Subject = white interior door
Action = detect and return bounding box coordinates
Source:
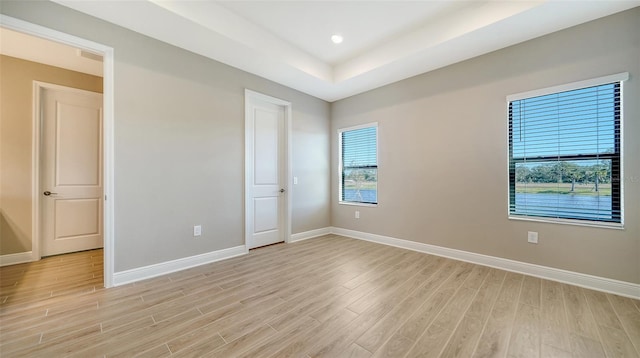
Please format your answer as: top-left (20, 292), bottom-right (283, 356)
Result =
top-left (245, 92), bottom-right (287, 249)
top-left (41, 86), bottom-right (104, 256)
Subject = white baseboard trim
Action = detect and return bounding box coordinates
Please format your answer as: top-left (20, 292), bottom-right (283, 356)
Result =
top-left (290, 227), bottom-right (332, 243)
top-left (331, 227), bottom-right (640, 299)
top-left (113, 245), bottom-right (247, 286)
top-left (0, 251), bottom-right (35, 267)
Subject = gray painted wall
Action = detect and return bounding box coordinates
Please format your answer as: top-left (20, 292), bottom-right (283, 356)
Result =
top-left (331, 8), bottom-right (640, 284)
top-left (0, 1), bottom-right (331, 271)
top-left (2, 2), bottom-right (637, 285)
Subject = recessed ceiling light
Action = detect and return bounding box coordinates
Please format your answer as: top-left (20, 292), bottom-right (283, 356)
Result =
top-left (331, 34), bottom-right (343, 44)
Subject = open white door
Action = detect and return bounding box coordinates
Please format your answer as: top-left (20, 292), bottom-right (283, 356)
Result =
top-left (245, 90), bottom-right (291, 249)
top-left (41, 85), bottom-right (104, 256)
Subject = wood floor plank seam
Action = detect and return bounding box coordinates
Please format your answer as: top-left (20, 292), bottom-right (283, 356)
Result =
top-left (497, 272), bottom-right (525, 358)
top-left (607, 294), bottom-right (640, 355)
top-left (383, 261), bottom-right (473, 357)
top-left (1, 235), bottom-right (639, 357)
top-left (583, 288), bottom-right (639, 357)
top-left (439, 267), bottom-right (499, 358)
top-left (472, 275), bottom-right (520, 357)
top-left (353, 257), bottom-right (450, 353)
top-left (469, 271), bottom-right (513, 357)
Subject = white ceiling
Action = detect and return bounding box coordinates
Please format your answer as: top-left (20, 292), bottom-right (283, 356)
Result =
top-left (217, 1), bottom-right (468, 65)
top-left (0, 27), bottom-right (103, 76)
top-left (52, 0), bottom-right (639, 102)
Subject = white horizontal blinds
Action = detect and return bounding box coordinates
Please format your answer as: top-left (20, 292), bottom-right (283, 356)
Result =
top-left (341, 125), bottom-right (378, 204)
top-left (509, 82), bottom-right (621, 223)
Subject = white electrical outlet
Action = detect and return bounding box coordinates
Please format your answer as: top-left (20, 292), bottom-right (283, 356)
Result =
top-left (527, 231), bottom-right (538, 244)
top-left (355, 211), bottom-right (360, 219)
top-left (194, 225), bottom-right (202, 237)
top-left (293, 176), bottom-right (298, 185)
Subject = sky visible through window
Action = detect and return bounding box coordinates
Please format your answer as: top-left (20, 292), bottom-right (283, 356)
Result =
top-left (341, 126), bottom-right (378, 204)
top-left (511, 84), bottom-right (616, 159)
top-left (342, 127), bottom-right (377, 167)
top-left (509, 82), bottom-right (620, 222)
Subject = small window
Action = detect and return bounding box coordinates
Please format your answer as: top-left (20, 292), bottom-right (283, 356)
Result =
top-left (508, 74), bottom-right (627, 226)
top-left (339, 123), bottom-right (378, 205)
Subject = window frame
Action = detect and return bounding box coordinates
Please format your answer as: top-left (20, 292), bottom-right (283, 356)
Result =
top-left (338, 122), bottom-right (379, 207)
top-left (506, 73), bottom-right (628, 229)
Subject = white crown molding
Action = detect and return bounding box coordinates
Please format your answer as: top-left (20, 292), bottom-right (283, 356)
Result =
top-left (112, 245), bottom-right (247, 286)
top-left (50, 0), bottom-right (640, 102)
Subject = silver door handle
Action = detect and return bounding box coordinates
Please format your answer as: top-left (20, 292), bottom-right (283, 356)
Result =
top-left (43, 191), bottom-right (58, 196)
top-left (279, 188), bottom-right (286, 193)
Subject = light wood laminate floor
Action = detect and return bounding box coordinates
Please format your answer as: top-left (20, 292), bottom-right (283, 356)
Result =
top-left (1, 235), bottom-right (639, 357)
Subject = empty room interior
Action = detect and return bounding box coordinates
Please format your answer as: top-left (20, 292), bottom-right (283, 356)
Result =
top-left (0, 1), bottom-right (639, 357)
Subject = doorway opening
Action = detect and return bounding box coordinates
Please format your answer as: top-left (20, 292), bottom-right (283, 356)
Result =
top-left (0, 15), bottom-right (115, 287)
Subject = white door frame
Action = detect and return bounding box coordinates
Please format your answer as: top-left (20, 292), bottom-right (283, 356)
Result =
top-left (244, 89), bottom-right (292, 248)
top-left (1, 15), bottom-right (116, 288)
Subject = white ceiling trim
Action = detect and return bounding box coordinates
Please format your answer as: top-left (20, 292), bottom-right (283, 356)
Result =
top-left (52, 0), bottom-right (639, 102)
top-left (150, 0), bottom-right (332, 82)
top-left (333, 1), bottom-right (539, 83)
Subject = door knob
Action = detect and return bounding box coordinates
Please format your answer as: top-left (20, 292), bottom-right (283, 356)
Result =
top-left (279, 188), bottom-right (286, 193)
top-left (43, 191), bottom-right (58, 196)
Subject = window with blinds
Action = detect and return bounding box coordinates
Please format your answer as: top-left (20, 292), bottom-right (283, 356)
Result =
top-left (339, 124), bottom-right (378, 205)
top-left (508, 76), bottom-right (624, 225)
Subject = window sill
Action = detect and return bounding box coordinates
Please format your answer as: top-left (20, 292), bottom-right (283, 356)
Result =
top-left (508, 215), bottom-right (624, 230)
top-left (339, 201), bottom-right (378, 208)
